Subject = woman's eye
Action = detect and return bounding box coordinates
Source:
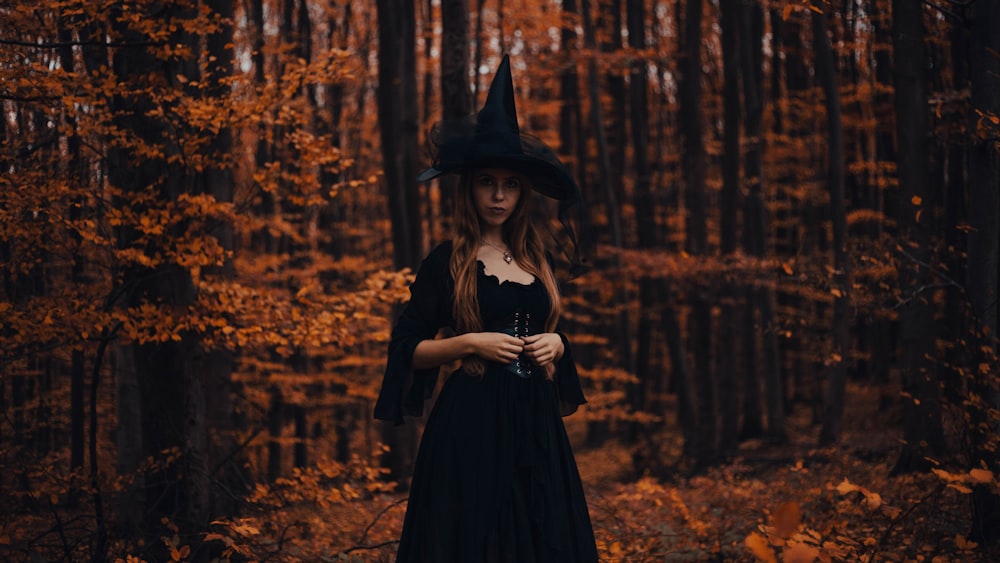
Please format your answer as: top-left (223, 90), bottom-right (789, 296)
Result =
top-left (504, 178), bottom-right (521, 189)
top-left (478, 176), bottom-right (495, 186)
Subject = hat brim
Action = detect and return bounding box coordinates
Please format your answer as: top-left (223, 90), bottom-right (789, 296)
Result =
top-left (416, 166), bottom-right (446, 183)
top-left (416, 143), bottom-right (579, 201)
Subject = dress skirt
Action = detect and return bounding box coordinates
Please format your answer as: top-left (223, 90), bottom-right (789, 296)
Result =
top-left (395, 365), bottom-right (598, 563)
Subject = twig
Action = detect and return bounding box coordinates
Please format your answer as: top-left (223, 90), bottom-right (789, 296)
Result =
top-left (922, 0), bottom-right (969, 23)
top-left (0, 38), bottom-right (167, 49)
top-left (339, 539), bottom-right (399, 556)
top-left (358, 497), bottom-right (407, 545)
top-left (891, 246), bottom-right (965, 310)
top-left (867, 482), bottom-right (947, 562)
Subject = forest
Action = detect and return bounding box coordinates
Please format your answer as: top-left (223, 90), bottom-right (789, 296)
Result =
top-left (1, 0), bottom-right (999, 561)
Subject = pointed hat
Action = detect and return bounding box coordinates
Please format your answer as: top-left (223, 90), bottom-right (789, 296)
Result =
top-left (416, 55), bottom-right (579, 201)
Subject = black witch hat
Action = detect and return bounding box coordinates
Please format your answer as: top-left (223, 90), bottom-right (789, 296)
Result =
top-left (416, 55), bottom-right (579, 201)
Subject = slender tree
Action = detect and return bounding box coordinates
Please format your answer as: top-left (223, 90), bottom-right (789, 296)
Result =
top-left (890, 0), bottom-right (944, 473)
top-left (813, 2), bottom-right (851, 445)
top-left (680, 0), bottom-right (716, 465)
top-left (967, 0), bottom-right (1000, 543)
top-left (377, 0), bottom-right (422, 483)
top-left (581, 0), bottom-right (633, 447)
top-left (438, 0), bottom-right (472, 229)
top-left (717, 0), bottom-right (742, 455)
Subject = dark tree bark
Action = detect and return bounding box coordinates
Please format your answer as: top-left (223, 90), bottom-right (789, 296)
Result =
top-left (680, 0), bottom-right (716, 465)
top-left (473, 0), bottom-right (486, 102)
top-left (248, 0), bottom-right (276, 254)
top-left (866, 7), bottom-right (895, 403)
top-left (438, 0), bottom-right (472, 228)
top-left (812, 3), bottom-right (851, 446)
top-left (559, 0), bottom-right (587, 199)
top-left (57, 13), bottom-right (86, 473)
top-left (377, 0), bottom-right (422, 484)
top-left (600, 0), bottom-right (627, 205)
top-left (421, 0), bottom-right (434, 123)
top-left (739, 2), bottom-right (782, 443)
top-left (626, 0), bottom-right (665, 450)
top-left (719, 0), bottom-right (740, 257)
top-left (104, 1), bottom-right (242, 545)
top-left (890, 0), bottom-right (944, 473)
top-left (717, 0), bottom-right (741, 456)
top-left (377, 0), bottom-right (422, 270)
top-left (967, 0), bottom-right (1000, 543)
top-left (203, 0), bottom-right (245, 515)
top-left (581, 0), bottom-right (632, 447)
top-left (775, 13), bottom-right (823, 419)
top-left (268, 387), bottom-right (284, 481)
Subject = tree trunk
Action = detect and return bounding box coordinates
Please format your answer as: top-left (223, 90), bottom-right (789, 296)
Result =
top-left (717, 0), bottom-right (741, 456)
top-left (890, 0), bottom-right (944, 473)
top-left (661, 289), bottom-right (700, 459)
top-left (967, 0), bottom-right (1000, 543)
top-left (812, 3), bottom-right (851, 446)
top-left (107, 1), bottom-right (232, 544)
top-left (57, 14), bottom-right (87, 473)
top-left (581, 0), bottom-right (632, 447)
top-left (438, 0), bottom-right (472, 229)
top-left (869, 5), bottom-right (895, 406)
top-left (740, 2), bottom-right (782, 442)
top-left (377, 0), bottom-right (421, 484)
top-left (268, 387), bottom-right (284, 480)
top-left (203, 0), bottom-right (244, 515)
top-left (559, 0), bottom-right (582, 176)
top-left (378, 0), bottom-right (422, 269)
top-left (680, 0), bottom-right (716, 466)
top-left (600, 0), bottom-right (627, 206)
top-left (627, 0), bottom-right (658, 444)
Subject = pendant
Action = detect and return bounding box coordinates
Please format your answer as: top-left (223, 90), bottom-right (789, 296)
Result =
top-left (503, 252), bottom-right (513, 264)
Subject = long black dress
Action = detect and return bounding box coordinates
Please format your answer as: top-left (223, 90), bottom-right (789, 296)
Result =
top-left (374, 241), bottom-right (598, 563)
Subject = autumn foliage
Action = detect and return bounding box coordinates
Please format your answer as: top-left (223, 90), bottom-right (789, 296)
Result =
top-left (2, 0), bottom-right (999, 562)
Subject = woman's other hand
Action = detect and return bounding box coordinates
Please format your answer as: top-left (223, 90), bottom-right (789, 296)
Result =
top-left (522, 333), bottom-right (564, 367)
top-left (470, 332), bottom-right (524, 363)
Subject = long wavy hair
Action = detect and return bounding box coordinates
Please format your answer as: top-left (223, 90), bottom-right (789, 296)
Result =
top-left (449, 170), bottom-right (562, 376)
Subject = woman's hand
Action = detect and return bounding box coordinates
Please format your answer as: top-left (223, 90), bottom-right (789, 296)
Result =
top-left (522, 333), bottom-right (564, 368)
top-left (469, 332), bottom-right (524, 363)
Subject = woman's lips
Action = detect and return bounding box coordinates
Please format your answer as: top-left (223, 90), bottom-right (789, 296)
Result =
top-left (489, 206), bottom-right (506, 214)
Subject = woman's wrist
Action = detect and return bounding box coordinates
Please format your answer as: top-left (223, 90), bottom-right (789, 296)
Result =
top-left (458, 332), bottom-right (478, 357)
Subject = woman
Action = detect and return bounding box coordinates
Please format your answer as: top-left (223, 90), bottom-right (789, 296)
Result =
top-left (374, 55), bottom-right (598, 563)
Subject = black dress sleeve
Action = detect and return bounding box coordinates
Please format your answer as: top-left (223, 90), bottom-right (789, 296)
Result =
top-left (554, 330), bottom-right (587, 416)
top-left (373, 242), bottom-right (454, 425)
top-left (544, 250), bottom-right (587, 416)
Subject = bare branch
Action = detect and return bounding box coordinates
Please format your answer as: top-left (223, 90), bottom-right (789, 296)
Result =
top-left (0, 38), bottom-right (166, 49)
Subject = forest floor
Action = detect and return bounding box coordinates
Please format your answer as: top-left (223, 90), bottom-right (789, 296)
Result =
top-left (566, 381), bottom-right (994, 563)
top-left (301, 381), bottom-right (997, 562)
top-left (79, 380), bottom-right (997, 563)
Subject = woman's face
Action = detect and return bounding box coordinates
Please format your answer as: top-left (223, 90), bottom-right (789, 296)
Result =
top-left (472, 168), bottom-right (523, 230)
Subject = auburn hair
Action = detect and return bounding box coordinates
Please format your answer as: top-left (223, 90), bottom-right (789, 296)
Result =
top-left (449, 170), bottom-right (562, 376)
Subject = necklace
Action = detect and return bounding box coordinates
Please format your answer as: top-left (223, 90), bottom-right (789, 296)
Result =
top-left (482, 239), bottom-right (513, 264)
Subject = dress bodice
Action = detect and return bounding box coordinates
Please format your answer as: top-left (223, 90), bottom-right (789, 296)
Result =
top-left (477, 261), bottom-right (550, 378)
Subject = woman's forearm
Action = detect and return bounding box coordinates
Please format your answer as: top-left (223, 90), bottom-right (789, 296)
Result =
top-left (411, 334), bottom-right (476, 370)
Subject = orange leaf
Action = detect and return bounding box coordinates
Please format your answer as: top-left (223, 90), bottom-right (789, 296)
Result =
top-left (746, 532), bottom-right (777, 563)
top-left (969, 468), bottom-right (994, 484)
top-left (772, 501), bottom-right (802, 538)
top-left (835, 478), bottom-right (862, 496)
top-left (784, 542), bottom-right (820, 563)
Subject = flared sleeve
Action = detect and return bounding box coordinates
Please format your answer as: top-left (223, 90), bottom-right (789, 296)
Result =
top-left (544, 250), bottom-right (587, 416)
top-left (374, 242), bottom-right (454, 425)
top-left (553, 330), bottom-right (587, 416)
